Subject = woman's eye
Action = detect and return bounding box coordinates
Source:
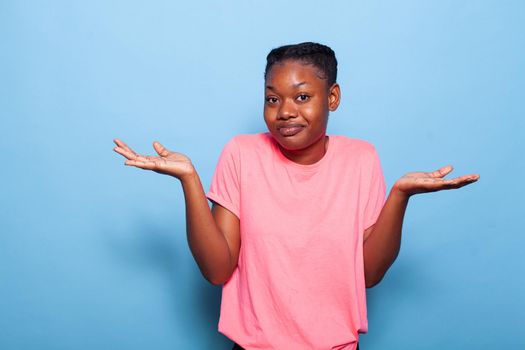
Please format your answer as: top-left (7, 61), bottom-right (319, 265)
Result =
top-left (297, 94), bottom-right (309, 102)
top-left (265, 97), bottom-right (278, 104)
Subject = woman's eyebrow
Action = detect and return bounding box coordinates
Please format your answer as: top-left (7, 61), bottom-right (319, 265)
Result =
top-left (265, 81), bottom-right (308, 90)
top-left (293, 81), bottom-right (307, 87)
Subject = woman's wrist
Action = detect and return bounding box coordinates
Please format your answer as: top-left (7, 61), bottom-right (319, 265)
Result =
top-left (178, 166), bottom-right (199, 184)
top-left (389, 184), bottom-right (411, 203)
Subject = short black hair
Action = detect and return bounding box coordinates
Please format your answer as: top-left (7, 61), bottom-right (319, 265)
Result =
top-left (264, 42), bottom-right (338, 87)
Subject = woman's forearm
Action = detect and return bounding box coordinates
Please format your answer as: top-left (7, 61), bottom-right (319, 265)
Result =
top-left (363, 187), bottom-right (410, 288)
top-left (180, 171), bottom-right (233, 285)
top-left (362, 165), bottom-right (479, 288)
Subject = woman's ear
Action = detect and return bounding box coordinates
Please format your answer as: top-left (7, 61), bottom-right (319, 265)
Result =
top-left (328, 83), bottom-right (341, 111)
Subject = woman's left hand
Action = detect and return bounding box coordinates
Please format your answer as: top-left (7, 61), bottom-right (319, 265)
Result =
top-left (393, 165), bottom-right (480, 197)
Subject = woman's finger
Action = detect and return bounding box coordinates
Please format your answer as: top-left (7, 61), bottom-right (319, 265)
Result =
top-left (114, 146), bottom-right (137, 160)
top-left (125, 159), bottom-right (157, 170)
top-left (134, 153), bottom-right (151, 162)
top-left (455, 175), bottom-right (480, 186)
top-left (114, 139), bottom-right (139, 156)
top-left (448, 174), bottom-right (480, 184)
top-left (153, 141), bottom-right (171, 157)
top-left (114, 139), bottom-right (131, 152)
top-left (431, 175), bottom-right (479, 190)
top-left (429, 165), bottom-right (453, 178)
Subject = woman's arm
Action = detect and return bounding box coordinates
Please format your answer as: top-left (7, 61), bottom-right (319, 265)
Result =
top-left (181, 173), bottom-right (240, 285)
top-left (113, 139), bottom-right (240, 285)
top-left (363, 165), bottom-right (479, 288)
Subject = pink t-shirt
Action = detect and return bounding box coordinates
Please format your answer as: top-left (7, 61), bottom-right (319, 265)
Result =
top-left (206, 133), bottom-right (386, 350)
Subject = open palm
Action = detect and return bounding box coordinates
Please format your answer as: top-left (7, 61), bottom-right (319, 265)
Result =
top-left (394, 165), bottom-right (479, 196)
top-left (113, 139), bottom-right (195, 179)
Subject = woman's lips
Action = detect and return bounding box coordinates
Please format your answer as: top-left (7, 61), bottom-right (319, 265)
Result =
top-left (278, 125), bottom-right (304, 137)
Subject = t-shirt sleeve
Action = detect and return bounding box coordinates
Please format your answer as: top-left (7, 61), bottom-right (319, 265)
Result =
top-left (363, 147), bottom-right (386, 229)
top-left (206, 137), bottom-right (241, 219)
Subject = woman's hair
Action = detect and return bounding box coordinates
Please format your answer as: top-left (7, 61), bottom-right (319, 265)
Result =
top-left (264, 42), bottom-right (338, 87)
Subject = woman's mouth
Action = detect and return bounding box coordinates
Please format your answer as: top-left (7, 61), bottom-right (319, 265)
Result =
top-left (278, 125), bottom-right (304, 137)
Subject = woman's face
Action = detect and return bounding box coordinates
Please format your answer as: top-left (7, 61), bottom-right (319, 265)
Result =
top-left (264, 59), bottom-right (340, 164)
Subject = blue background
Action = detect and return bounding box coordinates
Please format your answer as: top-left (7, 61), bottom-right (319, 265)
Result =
top-left (1, 1), bottom-right (524, 349)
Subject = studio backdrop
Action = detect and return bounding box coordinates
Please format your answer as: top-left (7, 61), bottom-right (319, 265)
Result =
top-left (1, 1), bottom-right (524, 349)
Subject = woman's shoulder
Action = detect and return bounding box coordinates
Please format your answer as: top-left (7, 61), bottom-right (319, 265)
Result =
top-left (330, 135), bottom-right (379, 155)
top-left (225, 132), bottom-right (274, 152)
top-left (229, 132), bottom-right (272, 144)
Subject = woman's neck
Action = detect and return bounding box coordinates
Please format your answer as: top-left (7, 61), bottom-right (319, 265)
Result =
top-left (278, 135), bottom-right (329, 165)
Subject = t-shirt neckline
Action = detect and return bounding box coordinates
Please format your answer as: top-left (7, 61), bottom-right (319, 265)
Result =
top-left (267, 132), bottom-right (335, 172)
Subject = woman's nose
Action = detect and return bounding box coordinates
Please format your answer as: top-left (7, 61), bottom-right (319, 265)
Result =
top-left (278, 99), bottom-right (297, 120)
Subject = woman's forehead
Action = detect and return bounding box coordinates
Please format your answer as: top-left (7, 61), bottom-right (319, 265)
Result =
top-left (265, 60), bottom-right (327, 86)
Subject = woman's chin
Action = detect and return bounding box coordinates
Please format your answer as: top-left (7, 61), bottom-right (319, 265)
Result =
top-left (271, 134), bottom-right (306, 151)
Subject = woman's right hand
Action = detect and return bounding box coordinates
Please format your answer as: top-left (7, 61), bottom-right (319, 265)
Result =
top-left (113, 139), bottom-right (195, 180)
